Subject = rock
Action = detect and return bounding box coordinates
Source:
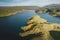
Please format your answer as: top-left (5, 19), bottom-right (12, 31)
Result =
top-left (35, 8), bottom-right (47, 14)
top-left (27, 15), bottom-right (47, 24)
top-left (19, 15), bottom-right (60, 40)
top-left (49, 12), bottom-right (60, 17)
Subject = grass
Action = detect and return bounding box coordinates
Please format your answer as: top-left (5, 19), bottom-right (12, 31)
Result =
top-left (0, 7), bottom-right (24, 17)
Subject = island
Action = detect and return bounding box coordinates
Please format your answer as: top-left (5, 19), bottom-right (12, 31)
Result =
top-left (35, 4), bottom-right (60, 17)
top-left (35, 8), bottom-right (48, 14)
top-left (36, 8), bottom-right (60, 17)
top-left (43, 4), bottom-right (60, 17)
top-left (49, 12), bottom-right (60, 17)
top-left (19, 15), bottom-right (60, 40)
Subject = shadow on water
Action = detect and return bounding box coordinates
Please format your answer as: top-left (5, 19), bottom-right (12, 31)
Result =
top-left (55, 16), bottom-right (60, 18)
top-left (19, 31), bottom-right (60, 40)
top-left (19, 32), bottom-right (43, 40)
top-left (50, 31), bottom-right (60, 40)
top-left (0, 10), bottom-right (36, 40)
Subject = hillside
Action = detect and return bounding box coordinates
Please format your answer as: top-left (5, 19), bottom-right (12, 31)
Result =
top-left (0, 6), bottom-right (40, 17)
top-left (35, 4), bottom-right (60, 17)
top-left (19, 15), bottom-right (60, 40)
top-left (43, 4), bottom-right (60, 16)
top-left (43, 4), bottom-right (60, 9)
top-left (0, 6), bottom-right (39, 10)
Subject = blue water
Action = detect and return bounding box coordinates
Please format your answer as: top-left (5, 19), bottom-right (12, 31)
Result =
top-left (0, 10), bottom-right (36, 33)
top-left (40, 13), bottom-right (60, 23)
top-left (0, 10), bottom-right (36, 40)
top-left (0, 10), bottom-right (60, 40)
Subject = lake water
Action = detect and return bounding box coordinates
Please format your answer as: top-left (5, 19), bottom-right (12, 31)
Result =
top-left (0, 10), bottom-right (60, 40)
top-left (40, 13), bottom-right (60, 23)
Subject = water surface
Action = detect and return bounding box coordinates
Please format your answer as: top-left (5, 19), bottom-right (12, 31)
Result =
top-left (40, 13), bottom-right (60, 23)
top-left (0, 10), bottom-right (60, 40)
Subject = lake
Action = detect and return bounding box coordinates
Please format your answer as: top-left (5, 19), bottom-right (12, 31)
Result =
top-left (40, 12), bottom-right (60, 23)
top-left (0, 10), bottom-right (60, 40)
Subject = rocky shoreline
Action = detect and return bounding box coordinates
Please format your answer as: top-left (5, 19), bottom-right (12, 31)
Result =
top-left (19, 15), bottom-right (60, 40)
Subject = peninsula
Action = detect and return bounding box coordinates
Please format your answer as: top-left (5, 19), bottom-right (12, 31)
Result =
top-left (19, 15), bottom-right (60, 40)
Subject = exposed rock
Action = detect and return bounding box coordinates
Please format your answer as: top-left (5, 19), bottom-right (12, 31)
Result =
top-left (19, 15), bottom-right (60, 40)
top-left (49, 12), bottom-right (60, 17)
top-left (27, 15), bottom-right (47, 24)
top-left (35, 8), bottom-right (47, 14)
